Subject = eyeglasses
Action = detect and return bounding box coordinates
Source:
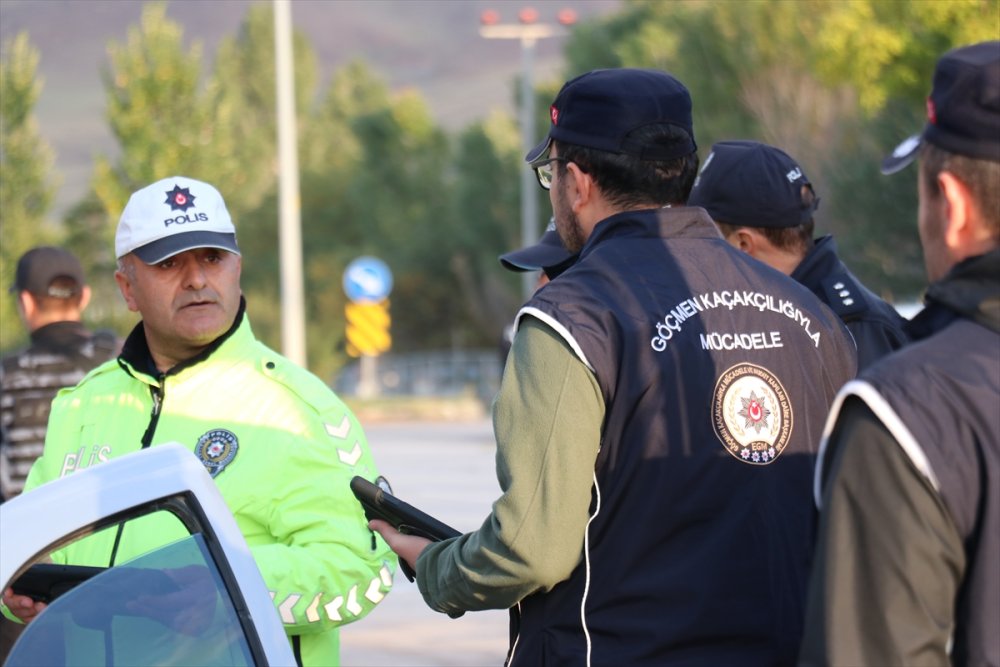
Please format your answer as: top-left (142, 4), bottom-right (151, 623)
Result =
top-left (530, 157), bottom-right (569, 190)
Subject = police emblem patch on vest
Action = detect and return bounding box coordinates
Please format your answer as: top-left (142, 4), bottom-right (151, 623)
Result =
top-left (195, 428), bottom-right (239, 478)
top-left (712, 363), bottom-right (792, 465)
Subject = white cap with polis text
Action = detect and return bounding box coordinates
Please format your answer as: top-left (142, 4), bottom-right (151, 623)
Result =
top-left (115, 176), bottom-right (241, 264)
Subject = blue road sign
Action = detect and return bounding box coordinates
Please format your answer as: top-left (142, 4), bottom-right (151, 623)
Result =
top-left (343, 256), bottom-right (393, 303)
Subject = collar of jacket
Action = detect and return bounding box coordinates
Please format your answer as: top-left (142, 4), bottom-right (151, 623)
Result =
top-left (909, 249), bottom-right (1000, 337)
top-left (118, 296), bottom-right (248, 379)
top-left (790, 235), bottom-right (840, 289)
top-left (925, 249), bottom-right (1000, 333)
top-left (29, 320), bottom-right (92, 348)
top-left (581, 206), bottom-right (722, 260)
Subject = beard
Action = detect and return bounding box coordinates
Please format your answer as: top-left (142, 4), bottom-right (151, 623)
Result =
top-left (554, 178), bottom-right (586, 253)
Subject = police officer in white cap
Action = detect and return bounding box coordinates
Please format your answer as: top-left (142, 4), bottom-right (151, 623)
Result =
top-left (2, 177), bottom-right (394, 666)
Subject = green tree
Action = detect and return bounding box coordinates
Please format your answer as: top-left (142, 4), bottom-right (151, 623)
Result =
top-left (82, 2), bottom-right (323, 354)
top-left (449, 112), bottom-right (524, 340)
top-left (0, 32), bottom-right (57, 352)
top-left (295, 62), bottom-right (464, 379)
top-left (207, 2), bottom-right (318, 214)
top-left (204, 3), bottom-right (320, 364)
top-left (560, 0), bottom-right (988, 299)
top-left (91, 2), bottom-right (214, 221)
top-left (61, 192), bottom-right (132, 332)
top-left (814, 0), bottom-right (999, 113)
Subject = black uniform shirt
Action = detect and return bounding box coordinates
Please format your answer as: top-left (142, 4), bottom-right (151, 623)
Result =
top-left (791, 235), bottom-right (908, 369)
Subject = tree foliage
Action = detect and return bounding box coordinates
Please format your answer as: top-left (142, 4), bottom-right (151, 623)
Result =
top-left (92, 2), bottom-right (214, 218)
top-left (16, 0), bottom-right (985, 367)
top-left (560, 0), bottom-right (988, 299)
top-left (814, 0), bottom-right (999, 112)
top-left (0, 32), bottom-right (57, 352)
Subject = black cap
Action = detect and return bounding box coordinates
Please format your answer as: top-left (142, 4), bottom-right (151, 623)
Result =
top-left (882, 40), bottom-right (1000, 175)
top-left (688, 140), bottom-right (819, 228)
top-left (499, 219), bottom-right (574, 274)
top-left (525, 68), bottom-right (697, 163)
top-left (10, 246), bottom-right (86, 298)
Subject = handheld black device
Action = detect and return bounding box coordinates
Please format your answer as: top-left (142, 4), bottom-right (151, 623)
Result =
top-left (350, 476), bottom-right (461, 542)
top-left (10, 563), bottom-right (107, 603)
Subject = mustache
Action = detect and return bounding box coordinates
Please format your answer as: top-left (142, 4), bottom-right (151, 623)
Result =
top-left (177, 292), bottom-right (219, 308)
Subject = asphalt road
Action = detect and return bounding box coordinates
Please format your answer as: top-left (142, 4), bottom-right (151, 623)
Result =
top-left (339, 419), bottom-right (509, 667)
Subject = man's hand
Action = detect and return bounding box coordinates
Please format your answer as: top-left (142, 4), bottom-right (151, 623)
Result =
top-left (2, 587), bottom-right (47, 623)
top-left (369, 519), bottom-right (432, 577)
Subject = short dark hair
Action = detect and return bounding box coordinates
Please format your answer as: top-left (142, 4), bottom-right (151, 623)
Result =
top-left (33, 276), bottom-right (85, 310)
top-left (716, 184), bottom-right (817, 256)
top-left (921, 143), bottom-right (1000, 238)
top-left (554, 123), bottom-right (699, 209)
top-left (717, 220), bottom-right (815, 256)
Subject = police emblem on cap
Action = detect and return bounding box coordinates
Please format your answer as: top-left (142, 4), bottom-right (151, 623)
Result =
top-left (195, 428), bottom-right (239, 477)
top-left (712, 363), bottom-right (792, 465)
top-left (165, 184), bottom-right (197, 212)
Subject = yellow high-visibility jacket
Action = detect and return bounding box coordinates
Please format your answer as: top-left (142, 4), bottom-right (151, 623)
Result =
top-left (23, 307), bottom-right (395, 666)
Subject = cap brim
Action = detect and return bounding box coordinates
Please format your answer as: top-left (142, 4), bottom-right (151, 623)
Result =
top-left (542, 254), bottom-right (577, 280)
top-left (132, 231), bottom-right (241, 264)
top-left (525, 136), bottom-right (552, 164)
top-left (499, 243), bottom-right (573, 272)
top-left (881, 134), bottom-right (922, 175)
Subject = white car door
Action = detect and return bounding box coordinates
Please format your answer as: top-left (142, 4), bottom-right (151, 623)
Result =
top-left (0, 443), bottom-right (296, 666)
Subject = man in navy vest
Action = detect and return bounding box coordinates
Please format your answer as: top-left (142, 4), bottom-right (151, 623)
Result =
top-left (374, 68), bottom-right (856, 666)
top-left (801, 41), bottom-right (1000, 667)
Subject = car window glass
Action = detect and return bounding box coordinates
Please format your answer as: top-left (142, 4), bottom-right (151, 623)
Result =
top-left (8, 530), bottom-right (254, 667)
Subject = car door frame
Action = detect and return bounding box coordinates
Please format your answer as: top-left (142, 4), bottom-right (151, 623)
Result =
top-left (0, 442), bottom-right (296, 666)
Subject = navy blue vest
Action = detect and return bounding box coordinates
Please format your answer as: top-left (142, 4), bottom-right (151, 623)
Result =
top-left (508, 208), bottom-right (856, 667)
top-left (857, 275), bottom-right (999, 667)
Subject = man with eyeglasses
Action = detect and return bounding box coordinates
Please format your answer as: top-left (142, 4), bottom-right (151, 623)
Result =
top-left (373, 68), bottom-right (856, 666)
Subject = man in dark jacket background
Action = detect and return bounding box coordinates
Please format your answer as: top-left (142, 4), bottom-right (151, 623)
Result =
top-left (1, 246), bottom-right (118, 502)
top-left (688, 140), bottom-right (909, 369)
top-left (0, 245), bottom-right (118, 659)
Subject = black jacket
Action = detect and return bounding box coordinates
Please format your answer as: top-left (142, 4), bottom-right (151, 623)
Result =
top-left (791, 235), bottom-right (908, 369)
top-left (0, 321), bottom-right (118, 499)
top-left (810, 249), bottom-right (999, 666)
top-left (877, 250), bottom-right (999, 667)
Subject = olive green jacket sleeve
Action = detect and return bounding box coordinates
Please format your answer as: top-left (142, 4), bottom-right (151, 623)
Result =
top-left (415, 317), bottom-right (604, 615)
top-left (799, 397), bottom-right (965, 667)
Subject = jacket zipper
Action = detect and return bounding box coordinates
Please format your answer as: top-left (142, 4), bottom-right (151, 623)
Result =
top-left (140, 377), bottom-right (165, 449)
top-left (108, 377), bottom-right (165, 567)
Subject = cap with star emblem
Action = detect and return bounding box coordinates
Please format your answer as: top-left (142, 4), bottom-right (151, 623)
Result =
top-left (115, 176), bottom-right (241, 264)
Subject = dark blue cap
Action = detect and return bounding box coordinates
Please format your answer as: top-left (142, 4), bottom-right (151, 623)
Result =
top-left (499, 219), bottom-right (574, 274)
top-left (525, 68), bottom-right (697, 163)
top-left (688, 140), bottom-right (819, 229)
top-left (882, 40), bottom-right (1000, 175)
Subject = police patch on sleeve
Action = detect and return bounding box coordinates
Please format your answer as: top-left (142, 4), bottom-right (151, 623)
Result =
top-left (195, 429), bottom-right (239, 478)
top-left (712, 363), bottom-right (792, 465)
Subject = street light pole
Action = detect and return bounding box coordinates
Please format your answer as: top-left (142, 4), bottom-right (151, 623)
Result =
top-left (273, 0), bottom-right (306, 366)
top-left (518, 32), bottom-right (539, 302)
top-left (480, 7), bottom-right (576, 301)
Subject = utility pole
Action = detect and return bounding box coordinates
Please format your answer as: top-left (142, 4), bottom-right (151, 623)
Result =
top-left (274, 0), bottom-right (306, 366)
top-left (479, 7), bottom-right (576, 301)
